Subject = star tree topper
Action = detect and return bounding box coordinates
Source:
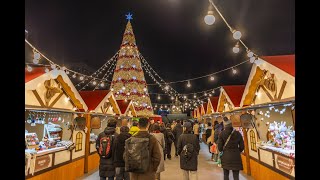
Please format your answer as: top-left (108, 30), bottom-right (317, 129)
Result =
top-left (126, 12), bottom-right (133, 21)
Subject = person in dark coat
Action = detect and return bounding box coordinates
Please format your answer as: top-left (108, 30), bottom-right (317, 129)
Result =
top-left (214, 120), bottom-right (222, 144)
top-left (159, 123), bottom-right (168, 160)
top-left (165, 123), bottom-right (175, 159)
top-left (217, 117), bottom-right (244, 180)
top-left (114, 126), bottom-right (131, 180)
top-left (177, 122), bottom-right (200, 180)
top-left (96, 118), bottom-right (119, 180)
top-left (148, 119), bottom-right (155, 133)
top-left (173, 120), bottom-right (183, 157)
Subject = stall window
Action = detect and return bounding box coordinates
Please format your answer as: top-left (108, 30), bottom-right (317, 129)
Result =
top-left (249, 130), bottom-right (257, 152)
top-left (75, 132), bottom-right (83, 152)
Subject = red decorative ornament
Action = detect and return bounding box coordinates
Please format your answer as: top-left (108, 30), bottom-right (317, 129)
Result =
top-left (112, 79), bottom-right (146, 85)
top-left (114, 67), bottom-right (142, 72)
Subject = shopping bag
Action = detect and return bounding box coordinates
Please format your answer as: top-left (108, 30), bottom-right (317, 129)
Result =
top-left (210, 143), bottom-right (217, 154)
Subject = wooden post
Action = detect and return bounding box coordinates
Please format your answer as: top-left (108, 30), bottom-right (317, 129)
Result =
top-left (243, 128), bottom-right (251, 175)
top-left (84, 113), bottom-right (91, 173)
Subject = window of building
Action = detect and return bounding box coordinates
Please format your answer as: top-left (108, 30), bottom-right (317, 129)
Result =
top-left (75, 132), bottom-right (83, 152)
top-left (249, 130), bottom-right (257, 152)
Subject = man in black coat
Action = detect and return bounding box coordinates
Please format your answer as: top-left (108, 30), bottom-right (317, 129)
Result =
top-left (177, 122), bottom-right (200, 180)
top-left (165, 123), bottom-right (175, 160)
top-left (114, 126), bottom-right (131, 180)
top-left (173, 120), bottom-right (183, 157)
top-left (217, 117), bottom-right (244, 180)
top-left (96, 118), bottom-right (119, 180)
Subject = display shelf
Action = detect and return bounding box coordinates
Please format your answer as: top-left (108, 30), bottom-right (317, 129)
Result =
top-left (25, 133), bottom-right (40, 149)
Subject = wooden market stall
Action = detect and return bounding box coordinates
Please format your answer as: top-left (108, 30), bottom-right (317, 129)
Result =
top-left (206, 96), bottom-right (219, 114)
top-left (25, 67), bottom-right (89, 180)
top-left (239, 54), bottom-right (295, 180)
top-left (217, 85), bottom-right (246, 113)
top-left (78, 90), bottom-right (121, 173)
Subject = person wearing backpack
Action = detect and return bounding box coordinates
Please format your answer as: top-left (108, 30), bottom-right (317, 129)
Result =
top-left (114, 126), bottom-right (131, 180)
top-left (150, 123), bottom-right (165, 180)
top-left (124, 117), bottom-right (161, 180)
top-left (217, 117), bottom-right (244, 180)
top-left (173, 120), bottom-right (183, 157)
top-left (96, 118), bottom-right (118, 180)
top-left (177, 122), bottom-right (200, 180)
top-left (165, 123), bottom-right (175, 160)
top-left (129, 120), bottom-right (140, 136)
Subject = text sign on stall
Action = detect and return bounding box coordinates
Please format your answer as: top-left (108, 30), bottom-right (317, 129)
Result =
top-left (276, 155), bottom-right (294, 175)
top-left (34, 154), bottom-right (52, 172)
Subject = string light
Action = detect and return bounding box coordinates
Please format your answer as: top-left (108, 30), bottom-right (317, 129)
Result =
top-left (158, 95), bottom-right (161, 100)
top-left (184, 95), bottom-right (187, 99)
top-left (122, 86), bottom-right (126, 90)
top-left (66, 71), bottom-right (70, 74)
top-left (232, 30), bottom-right (242, 40)
top-left (233, 42), bottom-right (240, 53)
top-left (247, 50), bottom-right (254, 58)
top-left (212, 89), bottom-right (215, 93)
top-left (210, 76), bottom-right (215, 81)
top-left (92, 81), bottom-right (97, 85)
top-left (232, 68), bottom-right (237, 74)
top-left (72, 74), bottom-right (76, 78)
top-left (33, 58), bottom-right (39, 64)
top-left (204, 4), bottom-right (215, 25)
top-left (100, 82), bottom-right (105, 87)
top-left (27, 65), bottom-right (32, 72)
top-left (111, 88), bottom-right (114, 91)
top-left (209, 93), bottom-right (212, 97)
top-left (51, 64), bottom-right (56, 69)
top-left (204, 92), bottom-right (207, 96)
top-left (165, 85), bottom-right (169, 90)
top-left (143, 87), bottom-right (147, 91)
top-left (171, 96), bottom-right (174, 100)
top-left (250, 56), bottom-right (256, 63)
top-left (79, 76), bottom-right (84, 80)
top-left (194, 94), bottom-right (197, 98)
top-left (45, 68), bottom-right (50, 73)
top-left (187, 81), bottom-right (191, 88)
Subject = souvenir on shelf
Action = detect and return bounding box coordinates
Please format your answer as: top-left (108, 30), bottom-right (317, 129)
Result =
top-left (44, 122), bottom-right (62, 140)
top-left (25, 133), bottom-right (40, 149)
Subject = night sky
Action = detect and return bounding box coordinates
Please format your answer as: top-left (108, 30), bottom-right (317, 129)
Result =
top-left (25, 0), bottom-right (295, 110)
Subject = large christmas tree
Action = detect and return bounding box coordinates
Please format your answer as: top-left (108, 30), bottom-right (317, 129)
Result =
top-left (110, 14), bottom-right (153, 117)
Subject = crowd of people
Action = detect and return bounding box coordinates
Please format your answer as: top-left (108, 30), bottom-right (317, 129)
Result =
top-left (96, 117), bottom-right (244, 180)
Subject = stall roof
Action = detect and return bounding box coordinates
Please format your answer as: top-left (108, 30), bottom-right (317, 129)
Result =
top-left (260, 54), bottom-right (295, 77)
top-left (203, 103), bottom-right (208, 114)
top-left (222, 85), bottom-right (246, 107)
top-left (25, 67), bottom-right (88, 111)
top-left (209, 96), bottom-right (219, 112)
top-left (116, 100), bottom-right (137, 117)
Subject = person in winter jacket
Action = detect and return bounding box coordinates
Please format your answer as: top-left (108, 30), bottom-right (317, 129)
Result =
top-left (151, 123), bottom-right (165, 180)
top-left (159, 123), bottom-right (168, 160)
top-left (148, 119), bottom-right (155, 132)
top-left (114, 126), bottom-right (131, 180)
top-left (165, 123), bottom-right (175, 159)
top-left (96, 118), bottom-right (119, 180)
top-left (128, 117), bottom-right (161, 180)
top-left (192, 121), bottom-right (200, 142)
top-left (129, 120), bottom-right (139, 136)
top-left (218, 117), bottom-right (244, 180)
top-left (177, 122), bottom-right (200, 180)
top-left (173, 120), bottom-right (183, 157)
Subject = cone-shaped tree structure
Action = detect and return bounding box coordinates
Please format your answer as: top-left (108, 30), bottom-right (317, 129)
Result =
top-left (110, 17), bottom-right (153, 116)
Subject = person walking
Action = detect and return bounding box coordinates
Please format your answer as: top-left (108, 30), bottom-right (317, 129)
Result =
top-left (96, 118), bottom-right (119, 180)
top-left (129, 120), bottom-right (140, 136)
top-left (165, 123), bottom-right (175, 160)
top-left (151, 124), bottom-right (165, 180)
top-left (217, 117), bottom-right (244, 180)
top-left (124, 117), bottom-right (161, 180)
top-left (205, 122), bottom-right (213, 159)
top-left (173, 120), bottom-right (183, 157)
top-left (192, 121), bottom-right (200, 142)
top-left (177, 122), bottom-right (200, 180)
top-left (159, 123), bottom-right (168, 160)
top-left (114, 126), bottom-right (131, 180)
top-left (212, 120), bottom-right (221, 161)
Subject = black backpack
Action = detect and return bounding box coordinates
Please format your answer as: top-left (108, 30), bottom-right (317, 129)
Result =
top-left (124, 135), bottom-right (151, 173)
top-left (98, 135), bottom-right (114, 159)
top-left (182, 143), bottom-right (194, 161)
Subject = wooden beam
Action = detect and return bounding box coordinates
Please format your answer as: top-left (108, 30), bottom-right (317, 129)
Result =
top-left (49, 92), bottom-right (64, 108)
top-left (100, 106), bottom-right (105, 114)
top-left (260, 85), bottom-right (274, 101)
top-left (84, 114), bottom-right (91, 173)
top-left (243, 128), bottom-right (251, 175)
top-left (32, 90), bottom-right (46, 107)
top-left (277, 80), bottom-right (287, 100)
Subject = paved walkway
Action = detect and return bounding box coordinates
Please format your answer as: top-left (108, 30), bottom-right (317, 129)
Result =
top-left (78, 142), bottom-right (253, 180)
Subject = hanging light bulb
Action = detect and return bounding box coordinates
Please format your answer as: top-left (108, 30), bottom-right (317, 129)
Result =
top-left (204, 4), bottom-right (215, 25)
top-left (165, 105), bottom-right (167, 108)
top-left (187, 81), bottom-right (191, 88)
top-left (204, 92), bottom-right (207, 96)
top-left (122, 86), bottom-right (126, 90)
top-left (171, 96), bottom-right (174, 100)
top-left (72, 74), bottom-right (76, 78)
top-left (233, 42), bottom-right (240, 53)
top-left (143, 87), bottom-right (147, 91)
top-left (124, 99), bottom-right (128, 102)
top-left (232, 68), bottom-right (237, 74)
top-left (33, 58), bottom-right (39, 64)
top-left (165, 85), bottom-right (169, 90)
top-left (184, 95), bottom-right (187, 99)
top-left (51, 64), bottom-right (56, 69)
top-left (27, 65), bottom-right (32, 72)
top-left (250, 56), bottom-right (256, 63)
top-left (61, 66), bottom-right (66, 71)
top-left (212, 89), bottom-right (215, 93)
top-left (194, 94), bottom-right (197, 98)
top-left (110, 88), bottom-right (114, 91)
top-left (158, 95), bottom-right (161, 100)
top-left (209, 93), bottom-right (212, 97)
top-left (232, 30), bottom-right (242, 40)
top-left (92, 81), bottom-right (97, 85)
top-left (45, 68), bottom-right (50, 73)
top-left (79, 76), bottom-right (84, 80)
top-left (210, 76), bottom-right (215, 81)
top-left (66, 71), bottom-right (70, 74)
top-left (33, 51), bottom-right (41, 60)
top-left (100, 82), bottom-right (105, 87)
top-left (247, 50), bottom-right (254, 57)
